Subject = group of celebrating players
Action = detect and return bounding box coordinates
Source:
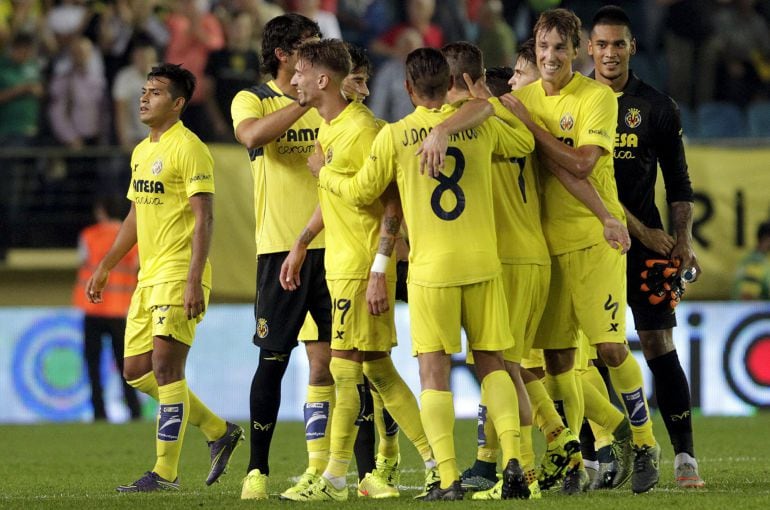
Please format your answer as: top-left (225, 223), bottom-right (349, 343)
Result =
top-left (86, 3), bottom-right (704, 502)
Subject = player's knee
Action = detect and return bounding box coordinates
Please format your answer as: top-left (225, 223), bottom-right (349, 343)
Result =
top-left (544, 349), bottom-right (575, 374)
top-left (638, 330), bottom-right (675, 360)
top-left (596, 342), bottom-right (629, 367)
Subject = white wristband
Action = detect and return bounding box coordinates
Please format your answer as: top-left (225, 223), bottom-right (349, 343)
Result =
top-left (370, 253), bottom-right (390, 273)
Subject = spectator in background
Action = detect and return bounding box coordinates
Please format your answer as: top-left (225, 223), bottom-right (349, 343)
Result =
top-left (659, 0), bottom-right (718, 108)
top-left (433, 0), bottom-right (471, 44)
top-left (97, 0), bottom-right (169, 85)
top-left (0, 31), bottom-right (42, 262)
top-left (292, 0), bottom-right (342, 39)
top-left (204, 10), bottom-right (260, 141)
top-left (337, 0), bottom-right (394, 48)
top-left (476, 0), bottom-right (516, 68)
top-left (732, 221), bottom-right (770, 300)
top-left (113, 39), bottom-right (158, 151)
top-left (368, 26), bottom-right (422, 122)
top-left (370, 0), bottom-right (443, 60)
top-left (48, 35), bottom-right (107, 148)
top-left (0, 32), bottom-right (42, 147)
top-left (46, 0), bottom-right (93, 55)
top-left (0, 0), bottom-right (56, 56)
top-left (709, 0), bottom-right (770, 106)
top-left (165, 0), bottom-right (225, 140)
top-left (73, 196), bottom-right (142, 422)
top-left (214, 0), bottom-right (284, 52)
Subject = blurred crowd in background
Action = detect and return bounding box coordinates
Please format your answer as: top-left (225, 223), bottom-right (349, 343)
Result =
top-left (1, 0), bottom-right (770, 257)
top-left (2, 0), bottom-right (770, 149)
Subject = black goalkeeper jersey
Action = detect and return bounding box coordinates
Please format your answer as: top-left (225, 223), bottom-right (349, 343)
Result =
top-left (610, 71), bottom-right (694, 231)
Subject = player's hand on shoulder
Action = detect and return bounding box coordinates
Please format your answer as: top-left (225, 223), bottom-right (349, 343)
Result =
top-left (464, 72), bottom-right (491, 99)
top-left (416, 125), bottom-right (448, 178)
top-left (499, 94), bottom-right (532, 126)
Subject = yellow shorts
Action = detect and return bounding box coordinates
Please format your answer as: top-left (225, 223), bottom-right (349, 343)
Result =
top-left (124, 281), bottom-right (210, 357)
top-left (534, 242), bottom-right (627, 350)
top-left (298, 312), bottom-right (319, 342)
top-left (575, 330), bottom-right (597, 370)
top-left (327, 278), bottom-right (396, 352)
top-left (467, 264), bottom-right (549, 364)
top-left (409, 276), bottom-right (513, 356)
top-left (521, 348), bottom-right (544, 370)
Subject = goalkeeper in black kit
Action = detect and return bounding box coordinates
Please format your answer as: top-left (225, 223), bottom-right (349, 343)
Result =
top-left (588, 5), bottom-right (704, 488)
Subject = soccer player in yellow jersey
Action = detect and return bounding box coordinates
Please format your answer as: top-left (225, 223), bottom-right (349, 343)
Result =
top-left (500, 8), bottom-right (660, 493)
top-left (278, 39), bottom-right (435, 502)
top-left (231, 14), bottom-right (335, 500)
top-left (316, 47), bottom-right (534, 501)
top-left (86, 63), bottom-right (244, 492)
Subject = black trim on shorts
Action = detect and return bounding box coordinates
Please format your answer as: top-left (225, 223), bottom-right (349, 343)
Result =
top-left (627, 241), bottom-right (677, 331)
top-left (253, 249), bottom-right (331, 353)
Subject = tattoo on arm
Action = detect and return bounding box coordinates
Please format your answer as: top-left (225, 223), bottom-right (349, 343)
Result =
top-left (299, 227), bottom-right (316, 246)
top-left (671, 201), bottom-right (693, 240)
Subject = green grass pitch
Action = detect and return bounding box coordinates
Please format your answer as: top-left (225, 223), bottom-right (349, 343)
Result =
top-left (2, 413), bottom-right (769, 509)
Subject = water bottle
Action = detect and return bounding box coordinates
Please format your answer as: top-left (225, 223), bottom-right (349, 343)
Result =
top-left (681, 267), bottom-right (697, 283)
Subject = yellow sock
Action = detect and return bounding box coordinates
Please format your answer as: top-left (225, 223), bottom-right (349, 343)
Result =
top-left (520, 425), bottom-right (535, 468)
top-left (420, 389), bottom-right (457, 488)
top-left (371, 387), bottom-right (400, 459)
top-left (306, 384), bottom-right (335, 472)
top-left (580, 367), bottom-right (623, 448)
top-left (545, 369), bottom-right (583, 432)
top-left (607, 353), bottom-right (656, 447)
top-left (481, 370), bottom-right (520, 464)
top-left (364, 357), bottom-right (432, 463)
top-left (153, 379), bottom-right (190, 481)
top-left (325, 358), bottom-right (362, 479)
top-left (128, 371), bottom-right (225, 441)
top-left (525, 379), bottom-right (563, 439)
top-left (477, 400), bottom-right (499, 463)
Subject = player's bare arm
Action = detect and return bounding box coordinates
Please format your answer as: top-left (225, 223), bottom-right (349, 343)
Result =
top-left (670, 200), bottom-right (700, 281)
top-left (368, 183), bottom-right (402, 316)
top-left (623, 205), bottom-right (675, 257)
top-left (280, 206), bottom-right (324, 291)
top-left (185, 192), bottom-right (214, 319)
top-left (500, 93), bottom-right (603, 179)
top-left (541, 151), bottom-right (630, 253)
top-left (86, 203), bottom-right (138, 304)
top-left (235, 101), bottom-right (311, 149)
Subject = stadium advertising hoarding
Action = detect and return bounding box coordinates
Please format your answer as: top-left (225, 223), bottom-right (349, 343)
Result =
top-left (0, 302), bottom-right (768, 423)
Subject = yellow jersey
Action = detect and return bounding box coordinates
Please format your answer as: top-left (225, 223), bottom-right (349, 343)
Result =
top-left (317, 101), bottom-right (384, 280)
top-left (489, 98), bottom-right (549, 265)
top-left (127, 121), bottom-right (214, 288)
top-left (514, 72), bottom-right (624, 255)
top-left (231, 80), bottom-right (324, 255)
top-left (320, 102), bottom-right (534, 287)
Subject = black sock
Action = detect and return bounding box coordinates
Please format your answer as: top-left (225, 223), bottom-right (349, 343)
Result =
top-left (248, 349), bottom-right (291, 474)
top-left (470, 459), bottom-right (497, 480)
top-left (579, 418), bottom-right (597, 461)
top-left (354, 378), bottom-right (376, 480)
top-left (647, 350), bottom-right (695, 456)
top-left (383, 407), bottom-right (399, 436)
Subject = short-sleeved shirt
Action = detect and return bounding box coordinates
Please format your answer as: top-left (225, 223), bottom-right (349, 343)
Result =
top-left (231, 81), bottom-right (324, 255)
top-left (514, 72), bottom-right (625, 255)
top-left (320, 102), bottom-right (534, 287)
top-left (128, 120), bottom-right (215, 288)
top-left (317, 101), bottom-right (383, 280)
top-left (489, 98), bottom-right (549, 265)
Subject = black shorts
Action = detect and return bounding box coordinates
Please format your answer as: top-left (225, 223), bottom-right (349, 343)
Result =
top-left (253, 249), bottom-right (331, 353)
top-left (627, 242), bottom-right (677, 331)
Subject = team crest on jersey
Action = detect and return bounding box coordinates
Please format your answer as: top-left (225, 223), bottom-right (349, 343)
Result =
top-left (256, 317), bottom-right (269, 338)
top-left (559, 113), bottom-right (574, 132)
top-left (325, 147), bottom-right (334, 164)
top-left (151, 159), bottom-right (163, 175)
top-left (625, 108), bottom-right (642, 129)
